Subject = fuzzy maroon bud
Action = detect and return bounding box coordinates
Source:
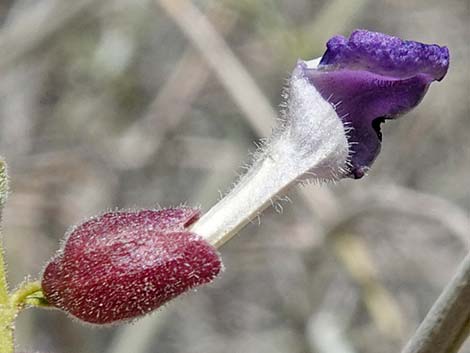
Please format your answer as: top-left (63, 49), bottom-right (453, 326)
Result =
top-left (41, 208), bottom-right (222, 324)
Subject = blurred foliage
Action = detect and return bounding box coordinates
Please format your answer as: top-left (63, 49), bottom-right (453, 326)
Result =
top-left (0, 0), bottom-right (468, 352)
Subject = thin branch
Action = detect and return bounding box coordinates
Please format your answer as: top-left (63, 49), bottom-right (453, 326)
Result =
top-left (401, 251), bottom-right (470, 353)
top-left (333, 232), bottom-right (407, 340)
top-left (356, 184), bottom-right (470, 247)
top-left (114, 3), bottom-right (239, 169)
top-left (327, 184), bottom-right (470, 248)
top-left (156, 0), bottom-right (278, 135)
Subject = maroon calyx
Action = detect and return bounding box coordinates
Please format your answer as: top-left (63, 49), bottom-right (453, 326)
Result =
top-left (42, 207), bottom-right (222, 324)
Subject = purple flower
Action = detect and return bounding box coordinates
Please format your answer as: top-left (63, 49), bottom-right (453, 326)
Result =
top-left (297, 30), bottom-right (449, 178)
top-left (42, 208), bottom-right (222, 324)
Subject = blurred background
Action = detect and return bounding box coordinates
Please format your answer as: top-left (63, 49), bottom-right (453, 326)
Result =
top-left (0, 0), bottom-right (469, 352)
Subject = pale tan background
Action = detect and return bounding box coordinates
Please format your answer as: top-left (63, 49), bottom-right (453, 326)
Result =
top-left (0, 0), bottom-right (469, 352)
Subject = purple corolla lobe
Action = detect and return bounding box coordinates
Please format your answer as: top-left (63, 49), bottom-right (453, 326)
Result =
top-left (300, 30), bottom-right (449, 178)
top-left (320, 30), bottom-right (449, 81)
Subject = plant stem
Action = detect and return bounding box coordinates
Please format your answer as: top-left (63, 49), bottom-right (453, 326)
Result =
top-left (0, 158), bottom-right (13, 353)
top-left (0, 159), bottom-right (9, 304)
top-left (0, 281), bottom-right (45, 353)
top-left (0, 305), bottom-right (15, 353)
top-left (9, 281), bottom-right (43, 309)
top-left (401, 251), bottom-right (470, 353)
top-left (0, 258), bottom-right (8, 319)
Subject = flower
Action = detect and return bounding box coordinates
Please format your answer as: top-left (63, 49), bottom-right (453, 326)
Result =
top-left (297, 29), bottom-right (449, 178)
top-left (41, 208), bottom-right (222, 324)
top-left (40, 32), bottom-right (451, 323)
top-left (191, 30), bottom-right (450, 247)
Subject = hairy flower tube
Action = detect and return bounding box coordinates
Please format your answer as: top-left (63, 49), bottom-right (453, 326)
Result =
top-left (191, 29), bottom-right (449, 247)
top-left (41, 30), bottom-right (449, 325)
top-left (42, 208), bottom-right (222, 324)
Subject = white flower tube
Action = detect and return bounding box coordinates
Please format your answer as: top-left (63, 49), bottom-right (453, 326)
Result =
top-left (192, 61), bottom-right (349, 248)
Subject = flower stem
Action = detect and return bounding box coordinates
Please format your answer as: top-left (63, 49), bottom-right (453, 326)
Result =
top-left (0, 280), bottom-right (46, 353)
top-left (0, 161), bottom-right (47, 353)
top-left (9, 281), bottom-right (44, 309)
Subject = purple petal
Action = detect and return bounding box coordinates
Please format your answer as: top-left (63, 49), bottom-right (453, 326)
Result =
top-left (300, 30), bottom-right (449, 178)
top-left (303, 66), bottom-right (431, 178)
top-left (320, 30), bottom-right (449, 81)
